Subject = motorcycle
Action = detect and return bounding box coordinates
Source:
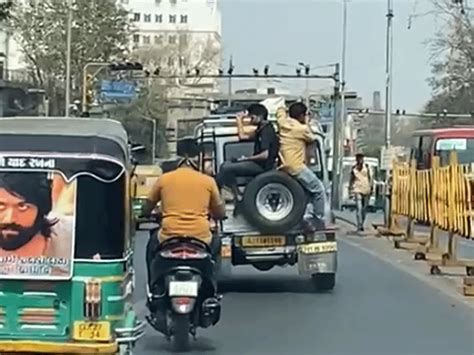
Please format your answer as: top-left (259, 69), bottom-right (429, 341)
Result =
top-left (144, 232), bottom-right (222, 352)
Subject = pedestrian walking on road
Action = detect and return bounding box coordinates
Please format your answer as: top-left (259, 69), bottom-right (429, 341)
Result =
top-left (349, 153), bottom-right (372, 232)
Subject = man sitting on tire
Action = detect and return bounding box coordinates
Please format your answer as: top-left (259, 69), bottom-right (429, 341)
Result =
top-left (276, 102), bottom-right (326, 231)
top-left (215, 103), bottom-right (279, 202)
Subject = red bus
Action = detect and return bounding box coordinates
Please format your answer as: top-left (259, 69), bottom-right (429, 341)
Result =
top-left (410, 127), bottom-right (474, 169)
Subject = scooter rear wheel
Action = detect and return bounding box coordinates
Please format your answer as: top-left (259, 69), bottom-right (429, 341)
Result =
top-left (172, 313), bottom-right (191, 352)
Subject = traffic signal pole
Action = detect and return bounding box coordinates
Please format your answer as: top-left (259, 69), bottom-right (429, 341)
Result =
top-left (81, 61), bottom-right (145, 113)
top-left (147, 73), bottom-right (336, 80)
top-left (82, 62), bottom-right (110, 113)
top-left (80, 63), bottom-right (343, 212)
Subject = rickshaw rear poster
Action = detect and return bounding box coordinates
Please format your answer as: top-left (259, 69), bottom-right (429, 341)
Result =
top-left (0, 170), bottom-right (76, 279)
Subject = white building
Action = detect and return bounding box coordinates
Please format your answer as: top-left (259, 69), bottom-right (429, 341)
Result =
top-left (119, 0), bottom-right (222, 94)
top-left (0, 0), bottom-right (24, 78)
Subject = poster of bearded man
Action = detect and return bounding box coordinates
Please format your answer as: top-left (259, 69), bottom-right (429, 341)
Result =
top-left (0, 171), bottom-right (76, 279)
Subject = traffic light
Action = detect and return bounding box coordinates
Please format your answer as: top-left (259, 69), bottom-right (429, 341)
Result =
top-left (85, 74), bottom-right (94, 106)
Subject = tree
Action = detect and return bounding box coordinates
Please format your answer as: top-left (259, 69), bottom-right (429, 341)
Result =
top-left (9, 0), bottom-right (132, 115)
top-left (130, 34), bottom-right (221, 92)
top-left (108, 82), bottom-right (170, 161)
top-left (425, 0), bottom-right (474, 114)
top-left (0, 1), bottom-right (12, 21)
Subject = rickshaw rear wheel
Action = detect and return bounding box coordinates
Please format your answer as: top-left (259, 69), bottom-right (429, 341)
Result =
top-left (118, 344), bottom-right (133, 355)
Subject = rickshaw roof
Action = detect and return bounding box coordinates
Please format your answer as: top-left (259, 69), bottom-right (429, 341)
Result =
top-left (0, 117), bottom-right (129, 164)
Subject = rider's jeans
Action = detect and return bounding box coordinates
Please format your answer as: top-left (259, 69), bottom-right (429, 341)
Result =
top-left (294, 166), bottom-right (326, 222)
top-left (355, 193), bottom-right (369, 230)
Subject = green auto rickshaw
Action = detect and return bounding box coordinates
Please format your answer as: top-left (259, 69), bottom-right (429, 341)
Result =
top-left (0, 117), bottom-right (144, 354)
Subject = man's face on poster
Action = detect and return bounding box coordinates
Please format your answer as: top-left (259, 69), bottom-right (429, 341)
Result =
top-left (0, 188), bottom-right (40, 250)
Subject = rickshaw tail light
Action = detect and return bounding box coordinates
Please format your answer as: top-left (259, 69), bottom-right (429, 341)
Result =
top-left (84, 279), bottom-right (102, 319)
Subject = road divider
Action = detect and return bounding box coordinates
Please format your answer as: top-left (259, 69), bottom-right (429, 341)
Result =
top-left (374, 151), bottom-right (474, 297)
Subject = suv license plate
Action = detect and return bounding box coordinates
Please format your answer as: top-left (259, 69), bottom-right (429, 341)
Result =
top-left (169, 281), bottom-right (198, 297)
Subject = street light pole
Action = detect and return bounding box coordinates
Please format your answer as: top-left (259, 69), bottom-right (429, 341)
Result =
top-left (297, 62), bottom-right (310, 107)
top-left (142, 116), bottom-right (157, 164)
top-left (330, 63), bottom-right (341, 211)
top-left (384, 0), bottom-right (394, 226)
top-left (332, 0), bottom-right (349, 211)
top-left (65, 0), bottom-right (73, 117)
top-left (384, 0), bottom-right (394, 147)
top-left (304, 77), bottom-right (309, 108)
top-left (340, 0), bottom-right (348, 151)
top-left (227, 56), bottom-right (233, 107)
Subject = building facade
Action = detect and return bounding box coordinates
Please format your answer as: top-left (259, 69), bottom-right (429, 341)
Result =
top-left (120, 0), bottom-right (221, 92)
top-left (119, 0), bottom-right (222, 155)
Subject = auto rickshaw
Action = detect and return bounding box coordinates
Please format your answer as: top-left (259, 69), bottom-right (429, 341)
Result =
top-left (0, 117), bottom-right (144, 354)
top-left (131, 165), bottom-right (162, 218)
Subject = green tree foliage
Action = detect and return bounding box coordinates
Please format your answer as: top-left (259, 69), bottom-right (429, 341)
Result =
top-left (0, 1), bottom-right (12, 21)
top-left (108, 82), bottom-right (170, 161)
top-left (9, 0), bottom-right (132, 115)
top-left (425, 0), bottom-right (473, 114)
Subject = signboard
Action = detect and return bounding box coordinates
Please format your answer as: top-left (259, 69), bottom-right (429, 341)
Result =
top-left (435, 138), bottom-right (467, 151)
top-left (380, 145), bottom-right (409, 170)
top-left (0, 169), bottom-right (76, 279)
top-left (100, 80), bottom-right (137, 102)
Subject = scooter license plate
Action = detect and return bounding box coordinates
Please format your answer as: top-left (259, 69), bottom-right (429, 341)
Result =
top-left (169, 281), bottom-right (199, 297)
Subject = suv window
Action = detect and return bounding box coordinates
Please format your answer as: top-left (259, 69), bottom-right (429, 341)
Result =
top-left (307, 140), bottom-right (324, 180)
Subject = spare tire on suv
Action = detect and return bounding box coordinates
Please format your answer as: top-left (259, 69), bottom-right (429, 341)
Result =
top-left (241, 171), bottom-right (307, 234)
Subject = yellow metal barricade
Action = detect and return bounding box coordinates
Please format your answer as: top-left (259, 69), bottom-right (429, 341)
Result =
top-left (377, 151), bottom-right (474, 294)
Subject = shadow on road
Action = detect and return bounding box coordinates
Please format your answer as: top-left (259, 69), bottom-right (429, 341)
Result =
top-left (217, 274), bottom-right (332, 294)
top-left (139, 333), bottom-right (217, 354)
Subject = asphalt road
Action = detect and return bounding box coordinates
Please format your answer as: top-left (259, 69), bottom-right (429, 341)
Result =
top-left (334, 210), bottom-right (474, 259)
top-left (132, 231), bottom-right (474, 355)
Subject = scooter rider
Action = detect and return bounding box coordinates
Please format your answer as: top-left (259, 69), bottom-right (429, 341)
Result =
top-left (143, 139), bottom-right (225, 331)
top-left (141, 138), bottom-right (226, 283)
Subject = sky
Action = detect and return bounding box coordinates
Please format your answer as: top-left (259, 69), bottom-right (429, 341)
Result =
top-left (220, 0), bottom-right (441, 112)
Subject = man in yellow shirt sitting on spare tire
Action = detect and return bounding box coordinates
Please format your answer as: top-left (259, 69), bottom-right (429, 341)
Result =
top-left (276, 102), bottom-right (327, 232)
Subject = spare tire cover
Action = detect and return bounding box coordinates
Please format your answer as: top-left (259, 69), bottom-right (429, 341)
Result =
top-left (241, 171), bottom-right (307, 233)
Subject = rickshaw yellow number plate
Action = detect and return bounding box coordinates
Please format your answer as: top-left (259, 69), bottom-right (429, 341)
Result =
top-left (241, 236), bottom-right (285, 247)
top-left (298, 241), bottom-right (337, 254)
top-left (73, 321), bottom-right (111, 341)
